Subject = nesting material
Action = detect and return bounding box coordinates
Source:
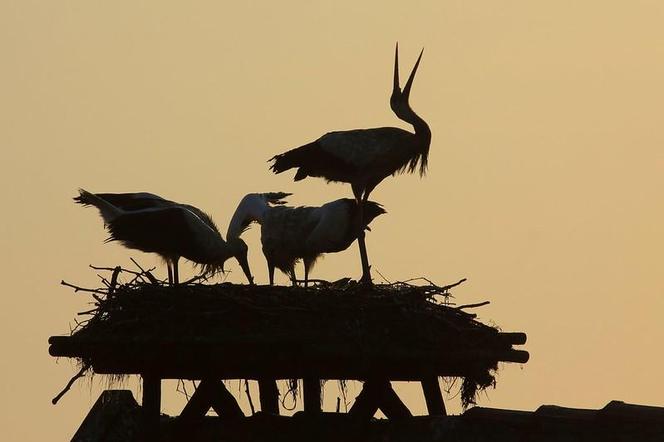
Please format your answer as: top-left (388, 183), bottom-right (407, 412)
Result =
top-left (51, 268), bottom-right (528, 408)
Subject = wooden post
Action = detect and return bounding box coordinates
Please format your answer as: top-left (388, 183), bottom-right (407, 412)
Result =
top-left (258, 378), bottom-right (279, 415)
top-left (303, 378), bottom-right (322, 413)
top-left (142, 374), bottom-right (161, 440)
top-left (421, 376), bottom-right (447, 416)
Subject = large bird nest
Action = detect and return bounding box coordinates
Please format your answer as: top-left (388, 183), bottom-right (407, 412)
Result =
top-left (53, 265), bottom-right (525, 408)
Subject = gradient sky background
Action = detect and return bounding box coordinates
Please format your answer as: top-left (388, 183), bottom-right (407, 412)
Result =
top-left (1, 1), bottom-right (663, 440)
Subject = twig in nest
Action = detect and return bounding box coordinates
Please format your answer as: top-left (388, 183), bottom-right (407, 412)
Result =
top-left (97, 274), bottom-right (111, 288)
top-left (52, 364), bottom-right (90, 405)
top-left (61, 280), bottom-right (107, 295)
top-left (244, 380), bottom-right (255, 415)
top-left (129, 258), bottom-right (160, 285)
top-left (440, 278), bottom-right (467, 292)
top-left (107, 266), bottom-right (122, 296)
top-left (457, 301), bottom-right (490, 310)
top-left (90, 264), bottom-right (145, 277)
top-left (375, 269), bottom-right (392, 284)
top-left (182, 272), bottom-right (214, 285)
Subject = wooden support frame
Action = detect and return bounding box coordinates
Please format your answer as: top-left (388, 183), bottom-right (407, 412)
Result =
top-left (141, 374), bottom-right (161, 440)
top-left (258, 378), bottom-right (280, 415)
top-left (180, 379), bottom-right (244, 419)
top-left (421, 376), bottom-right (447, 416)
top-left (349, 379), bottom-right (412, 419)
top-left (303, 377), bottom-right (322, 413)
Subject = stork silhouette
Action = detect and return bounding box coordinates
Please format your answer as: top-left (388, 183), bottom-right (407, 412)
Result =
top-left (227, 193), bottom-right (385, 286)
top-left (270, 44), bottom-right (430, 283)
top-left (74, 190), bottom-right (253, 285)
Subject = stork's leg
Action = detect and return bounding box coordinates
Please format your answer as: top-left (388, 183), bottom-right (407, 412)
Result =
top-left (173, 257), bottom-right (180, 285)
top-left (356, 201), bottom-right (372, 284)
top-left (303, 259), bottom-right (311, 288)
top-left (357, 231), bottom-right (371, 284)
top-left (289, 267), bottom-right (297, 287)
top-left (268, 261), bottom-right (275, 286)
top-left (167, 263), bottom-right (174, 286)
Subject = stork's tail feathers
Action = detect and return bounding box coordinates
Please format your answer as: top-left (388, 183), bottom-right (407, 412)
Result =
top-left (269, 142), bottom-right (320, 179)
top-left (75, 189), bottom-right (123, 224)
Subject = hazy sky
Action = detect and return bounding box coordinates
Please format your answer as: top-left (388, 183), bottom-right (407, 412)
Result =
top-left (1, 1), bottom-right (663, 439)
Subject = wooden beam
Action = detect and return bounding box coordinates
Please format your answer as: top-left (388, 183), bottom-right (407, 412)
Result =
top-left (180, 381), bottom-right (213, 419)
top-left (48, 335), bottom-right (530, 381)
top-left (209, 380), bottom-right (244, 418)
top-left (498, 332), bottom-right (527, 345)
top-left (303, 378), bottom-right (322, 413)
top-left (258, 378), bottom-right (279, 415)
top-left (421, 376), bottom-right (446, 416)
top-left (348, 380), bottom-right (380, 419)
top-left (180, 379), bottom-right (243, 419)
top-left (376, 381), bottom-right (412, 419)
top-left (141, 374), bottom-right (161, 440)
top-left (349, 379), bottom-right (412, 420)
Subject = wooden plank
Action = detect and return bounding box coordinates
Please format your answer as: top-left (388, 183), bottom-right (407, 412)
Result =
top-left (303, 378), bottom-right (322, 413)
top-left (421, 376), bottom-right (447, 416)
top-left (258, 378), bottom-right (279, 415)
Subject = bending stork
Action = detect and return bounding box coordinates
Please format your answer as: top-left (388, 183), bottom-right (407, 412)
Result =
top-left (227, 193), bottom-right (386, 286)
top-left (269, 44), bottom-right (430, 283)
top-left (74, 190), bottom-right (253, 285)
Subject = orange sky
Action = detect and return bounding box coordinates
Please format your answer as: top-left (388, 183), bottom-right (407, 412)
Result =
top-left (1, 1), bottom-right (663, 439)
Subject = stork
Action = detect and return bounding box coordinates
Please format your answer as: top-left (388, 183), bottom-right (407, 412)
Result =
top-left (227, 193), bottom-right (386, 286)
top-left (269, 44), bottom-right (430, 283)
top-left (74, 189), bottom-right (254, 285)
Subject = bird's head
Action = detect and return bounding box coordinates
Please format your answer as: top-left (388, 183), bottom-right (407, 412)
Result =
top-left (227, 236), bottom-right (254, 284)
top-left (390, 43), bottom-right (424, 122)
top-left (362, 201), bottom-right (387, 229)
top-left (390, 43), bottom-right (430, 176)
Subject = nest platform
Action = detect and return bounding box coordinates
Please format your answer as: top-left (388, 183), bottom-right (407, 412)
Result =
top-left (50, 273), bottom-right (528, 432)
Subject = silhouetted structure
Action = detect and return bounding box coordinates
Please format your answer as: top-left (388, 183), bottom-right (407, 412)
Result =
top-left (72, 391), bottom-right (664, 442)
top-left (50, 274), bottom-right (529, 440)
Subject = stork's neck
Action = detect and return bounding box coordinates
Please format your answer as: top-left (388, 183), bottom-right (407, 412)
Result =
top-left (226, 194), bottom-right (271, 239)
top-left (392, 101), bottom-right (430, 140)
top-left (408, 112), bottom-right (431, 142)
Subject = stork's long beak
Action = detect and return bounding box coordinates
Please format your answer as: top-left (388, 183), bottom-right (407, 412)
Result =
top-left (393, 43), bottom-right (424, 102)
top-left (236, 253), bottom-right (254, 285)
top-left (402, 48), bottom-right (424, 101)
top-left (393, 42), bottom-right (401, 96)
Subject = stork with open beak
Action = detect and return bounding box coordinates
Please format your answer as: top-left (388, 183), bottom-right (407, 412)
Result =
top-left (74, 190), bottom-right (254, 285)
top-left (269, 44), bottom-right (430, 283)
top-left (228, 193), bottom-right (386, 286)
